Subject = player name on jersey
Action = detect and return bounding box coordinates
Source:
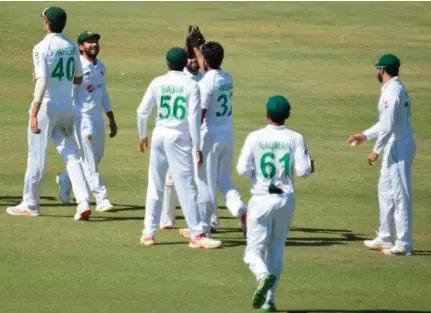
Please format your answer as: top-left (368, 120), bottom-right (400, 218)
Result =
top-left (259, 141), bottom-right (290, 150)
top-left (219, 83), bottom-right (233, 93)
top-left (49, 47), bottom-right (76, 57)
top-left (161, 85), bottom-right (185, 94)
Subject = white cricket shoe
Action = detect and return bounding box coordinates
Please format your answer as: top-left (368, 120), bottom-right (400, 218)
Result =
top-left (160, 222), bottom-right (175, 230)
top-left (179, 228), bottom-right (191, 238)
top-left (140, 236), bottom-right (155, 246)
top-left (96, 199), bottom-right (115, 212)
top-left (74, 201), bottom-right (91, 221)
top-left (6, 202), bottom-right (40, 217)
top-left (189, 233), bottom-right (222, 249)
top-left (56, 172), bottom-right (71, 204)
top-left (364, 237), bottom-right (394, 250)
top-left (381, 245), bottom-right (413, 256)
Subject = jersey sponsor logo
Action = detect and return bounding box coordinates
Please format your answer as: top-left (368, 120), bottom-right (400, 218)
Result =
top-left (86, 83), bottom-right (103, 93)
top-left (86, 84), bottom-right (94, 92)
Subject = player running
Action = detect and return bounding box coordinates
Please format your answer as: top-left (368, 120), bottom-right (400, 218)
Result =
top-left (180, 26), bottom-right (247, 238)
top-left (137, 47), bottom-right (221, 249)
top-left (56, 31), bottom-right (118, 213)
top-left (347, 54), bottom-right (415, 256)
top-left (237, 95), bottom-right (313, 312)
top-left (6, 7), bottom-right (91, 220)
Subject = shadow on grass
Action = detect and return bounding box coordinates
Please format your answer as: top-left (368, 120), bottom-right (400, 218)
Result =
top-left (0, 195), bottom-right (69, 207)
top-left (277, 310), bottom-right (431, 313)
top-left (217, 227), bottom-right (368, 248)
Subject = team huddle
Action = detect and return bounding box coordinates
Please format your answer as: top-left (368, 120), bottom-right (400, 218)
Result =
top-left (5, 7), bottom-right (416, 313)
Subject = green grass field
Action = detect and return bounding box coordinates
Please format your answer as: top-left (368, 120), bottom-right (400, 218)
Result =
top-left (1, 2), bottom-right (431, 313)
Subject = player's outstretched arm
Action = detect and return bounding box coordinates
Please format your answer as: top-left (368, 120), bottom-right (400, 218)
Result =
top-left (187, 26), bottom-right (206, 72)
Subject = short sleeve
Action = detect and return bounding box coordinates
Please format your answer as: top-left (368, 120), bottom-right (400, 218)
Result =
top-left (33, 45), bottom-right (48, 79)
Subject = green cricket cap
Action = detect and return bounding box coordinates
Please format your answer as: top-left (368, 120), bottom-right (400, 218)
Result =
top-left (266, 95), bottom-right (291, 118)
top-left (41, 7), bottom-right (67, 29)
top-left (77, 31), bottom-right (101, 44)
top-left (376, 54), bottom-right (401, 68)
top-left (166, 47), bottom-right (187, 67)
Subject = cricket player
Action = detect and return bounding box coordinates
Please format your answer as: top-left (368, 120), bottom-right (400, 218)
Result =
top-left (159, 54), bottom-right (204, 229)
top-left (347, 54), bottom-right (415, 256)
top-left (6, 7), bottom-right (91, 220)
top-left (237, 95), bottom-right (313, 312)
top-left (137, 47), bottom-right (221, 249)
top-left (181, 28), bottom-right (247, 237)
top-left (56, 31), bottom-right (118, 213)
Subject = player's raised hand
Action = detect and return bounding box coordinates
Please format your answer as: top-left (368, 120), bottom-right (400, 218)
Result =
top-left (138, 137), bottom-right (148, 153)
top-left (30, 116), bottom-right (41, 134)
top-left (187, 25), bottom-right (205, 48)
top-left (195, 150), bottom-right (203, 168)
top-left (347, 133), bottom-right (366, 147)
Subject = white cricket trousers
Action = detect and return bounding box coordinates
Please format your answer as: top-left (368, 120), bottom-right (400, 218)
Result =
top-left (22, 100), bottom-right (90, 206)
top-left (377, 136), bottom-right (415, 249)
top-left (160, 171), bottom-right (178, 227)
top-left (143, 127), bottom-right (204, 238)
top-left (244, 194), bottom-right (295, 303)
top-left (197, 129), bottom-right (246, 234)
top-left (63, 114), bottom-right (108, 204)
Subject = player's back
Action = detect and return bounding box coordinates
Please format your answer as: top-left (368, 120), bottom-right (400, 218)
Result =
top-left (380, 78), bottom-right (413, 141)
top-left (151, 71), bottom-right (199, 133)
top-left (199, 69), bottom-right (233, 133)
top-left (247, 125), bottom-right (312, 195)
top-left (36, 33), bottom-right (80, 102)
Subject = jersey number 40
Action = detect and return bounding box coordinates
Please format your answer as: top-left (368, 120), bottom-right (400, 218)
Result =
top-left (51, 57), bottom-right (75, 81)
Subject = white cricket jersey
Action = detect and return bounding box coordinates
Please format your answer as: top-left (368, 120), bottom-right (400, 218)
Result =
top-left (237, 125), bottom-right (312, 195)
top-left (184, 67), bottom-right (204, 82)
top-left (198, 69), bottom-right (233, 133)
top-left (32, 33), bottom-right (83, 102)
top-left (73, 56), bottom-right (111, 117)
top-left (137, 71), bottom-right (201, 150)
top-left (363, 76), bottom-right (413, 154)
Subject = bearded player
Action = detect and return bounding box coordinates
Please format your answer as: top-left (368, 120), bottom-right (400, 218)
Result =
top-left (56, 31), bottom-right (118, 212)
